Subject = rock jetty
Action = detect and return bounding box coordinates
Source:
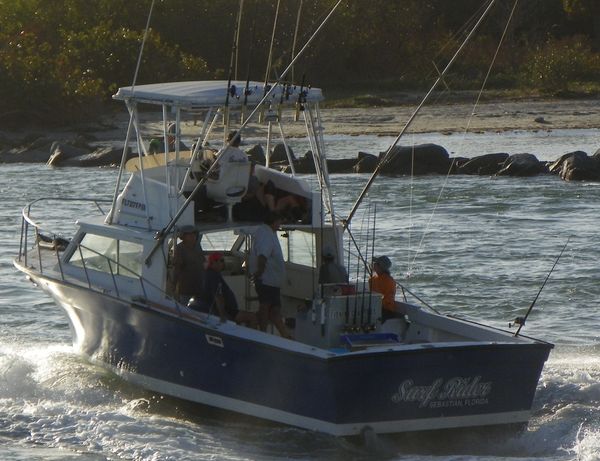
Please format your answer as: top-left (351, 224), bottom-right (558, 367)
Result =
top-left (1, 136), bottom-right (600, 182)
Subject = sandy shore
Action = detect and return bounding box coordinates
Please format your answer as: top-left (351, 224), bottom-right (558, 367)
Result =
top-left (2, 98), bottom-right (600, 146)
top-left (317, 98), bottom-right (600, 137)
top-left (118, 98), bottom-right (600, 141)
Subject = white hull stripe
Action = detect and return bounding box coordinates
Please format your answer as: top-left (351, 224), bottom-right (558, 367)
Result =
top-left (106, 364), bottom-right (531, 436)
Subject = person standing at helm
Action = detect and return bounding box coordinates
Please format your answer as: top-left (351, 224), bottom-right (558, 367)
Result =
top-left (369, 255), bottom-right (397, 322)
top-left (172, 225), bottom-right (205, 304)
top-left (250, 212), bottom-right (292, 339)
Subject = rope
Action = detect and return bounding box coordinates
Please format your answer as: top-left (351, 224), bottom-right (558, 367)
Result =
top-left (344, 0), bottom-right (498, 228)
top-left (408, 0), bottom-right (519, 272)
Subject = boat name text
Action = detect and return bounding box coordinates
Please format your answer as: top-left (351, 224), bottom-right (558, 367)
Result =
top-left (122, 199), bottom-right (146, 211)
top-left (392, 376), bottom-right (492, 408)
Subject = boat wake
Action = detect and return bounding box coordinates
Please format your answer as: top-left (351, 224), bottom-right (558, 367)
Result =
top-left (0, 342), bottom-right (598, 460)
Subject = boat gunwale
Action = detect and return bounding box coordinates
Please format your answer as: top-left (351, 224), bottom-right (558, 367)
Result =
top-left (15, 258), bottom-right (553, 365)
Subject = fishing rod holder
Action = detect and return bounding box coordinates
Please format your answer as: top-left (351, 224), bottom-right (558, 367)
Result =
top-left (509, 316), bottom-right (525, 328)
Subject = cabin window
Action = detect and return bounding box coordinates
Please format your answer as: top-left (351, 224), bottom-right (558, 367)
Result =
top-left (202, 231), bottom-right (240, 251)
top-left (278, 230), bottom-right (316, 267)
top-left (68, 233), bottom-right (143, 278)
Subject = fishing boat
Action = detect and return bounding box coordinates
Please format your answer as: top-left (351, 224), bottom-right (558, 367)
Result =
top-left (14, 2), bottom-right (552, 437)
top-left (14, 77), bottom-right (553, 436)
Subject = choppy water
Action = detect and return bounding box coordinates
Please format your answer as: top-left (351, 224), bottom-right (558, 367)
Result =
top-left (2, 128), bottom-right (600, 460)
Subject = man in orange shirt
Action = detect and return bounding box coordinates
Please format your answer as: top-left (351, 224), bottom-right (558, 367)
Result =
top-left (369, 255), bottom-right (397, 322)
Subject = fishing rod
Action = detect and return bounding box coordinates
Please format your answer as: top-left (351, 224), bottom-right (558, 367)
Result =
top-left (290, 0), bottom-right (304, 84)
top-left (241, 1), bottom-right (257, 123)
top-left (344, 0), bottom-right (498, 229)
top-left (144, 0), bottom-right (344, 265)
top-left (224, 0), bottom-right (245, 132)
top-left (360, 204), bottom-right (372, 328)
top-left (259, 0), bottom-right (281, 123)
top-left (345, 224), bottom-right (351, 328)
top-left (234, 0), bottom-right (244, 80)
top-left (353, 206), bottom-right (368, 330)
top-left (295, 73), bottom-right (306, 121)
top-left (513, 237), bottom-right (570, 336)
top-left (367, 203), bottom-right (376, 327)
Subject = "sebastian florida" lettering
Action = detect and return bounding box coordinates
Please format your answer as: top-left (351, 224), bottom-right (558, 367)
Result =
top-left (391, 376), bottom-right (492, 408)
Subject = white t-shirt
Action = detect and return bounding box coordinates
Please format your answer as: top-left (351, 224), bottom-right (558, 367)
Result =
top-left (250, 224), bottom-right (285, 288)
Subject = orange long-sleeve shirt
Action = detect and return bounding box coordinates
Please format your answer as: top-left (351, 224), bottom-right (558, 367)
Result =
top-left (369, 272), bottom-right (396, 312)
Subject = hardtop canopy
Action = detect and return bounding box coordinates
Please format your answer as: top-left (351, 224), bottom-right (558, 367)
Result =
top-left (113, 80), bottom-right (323, 109)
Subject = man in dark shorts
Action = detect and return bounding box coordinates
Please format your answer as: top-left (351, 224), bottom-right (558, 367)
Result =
top-left (197, 252), bottom-right (257, 327)
top-left (250, 212), bottom-right (292, 339)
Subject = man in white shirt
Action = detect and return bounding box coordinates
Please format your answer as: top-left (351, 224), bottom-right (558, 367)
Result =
top-left (250, 212), bottom-right (291, 339)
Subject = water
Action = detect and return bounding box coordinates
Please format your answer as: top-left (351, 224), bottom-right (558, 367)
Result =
top-left (2, 128), bottom-right (600, 460)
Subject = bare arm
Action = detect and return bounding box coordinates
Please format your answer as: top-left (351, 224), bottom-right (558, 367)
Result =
top-left (254, 254), bottom-right (267, 279)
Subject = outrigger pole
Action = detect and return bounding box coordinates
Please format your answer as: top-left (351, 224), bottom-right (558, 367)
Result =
top-left (343, 0), bottom-right (497, 229)
top-left (144, 0), bottom-right (344, 265)
top-left (107, 0), bottom-right (156, 225)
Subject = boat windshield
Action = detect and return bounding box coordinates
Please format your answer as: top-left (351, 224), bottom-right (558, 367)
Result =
top-left (67, 233), bottom-right (143, 278)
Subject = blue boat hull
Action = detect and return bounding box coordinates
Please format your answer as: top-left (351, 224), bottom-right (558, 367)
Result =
top-left (34, 273), bottom-right (552, 436)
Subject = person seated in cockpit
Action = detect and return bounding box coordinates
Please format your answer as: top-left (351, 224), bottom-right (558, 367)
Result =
top-left (318, 245), bottom-right (348, 285)
top-left (220, 130), bottom-right (248, 165)
top-left (191, 252), bottom-right (257, 327)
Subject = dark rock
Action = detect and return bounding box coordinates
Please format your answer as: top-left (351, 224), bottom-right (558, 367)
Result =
top-left (0, 136), bottom-right (55, 163)
top-left (549, 150), bottom-right (586, 173)
top-left (496, 153), bottom-right (546, 177)
top-left (246, 144), bottom-right (266, 164)
top-left (534, 116), bottom-right (551, 124)
top-left (61, 146), bottom-right (132, 167)
top-left (0, 145), bottom-right (50, 163)
top-left (457, 153), bottom-right (509, 175)
top-left (284, 151), bottom-right (356, 174)
top-left (291, 152), bottom-right (315, 174)
top-left (47, 142), bottom-right (92, 166)
top-left (548, 151), bottom-right (588, 174)
top-left (378, 143), bottom-right (450, 175)
top-left (327, 158), bottom-right (356, 174)
top-left (270, 143), bottom-right (296, 163)
top-left (449, 157), bottom-right (469, 174)
top-left (0, 135), bottom-right (96, 164)
top-left (354, 152), bottom-right (378, 173)
top-left (557, 151), bottom-right (600, 181)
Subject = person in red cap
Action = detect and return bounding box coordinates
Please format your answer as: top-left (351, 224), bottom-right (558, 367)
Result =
top-left (196, 252), bottom-right (257, 327)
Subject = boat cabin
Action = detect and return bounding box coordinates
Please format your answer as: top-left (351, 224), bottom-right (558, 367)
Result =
top-left (41, 80), bottom-right (386, 347)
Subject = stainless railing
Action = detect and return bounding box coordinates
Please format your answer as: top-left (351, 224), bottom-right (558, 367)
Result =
top-left (17, 197), bottom-right (184, 316)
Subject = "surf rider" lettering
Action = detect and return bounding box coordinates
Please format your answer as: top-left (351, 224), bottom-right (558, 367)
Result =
top-left (392, 376), bottom-right (492, 408)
